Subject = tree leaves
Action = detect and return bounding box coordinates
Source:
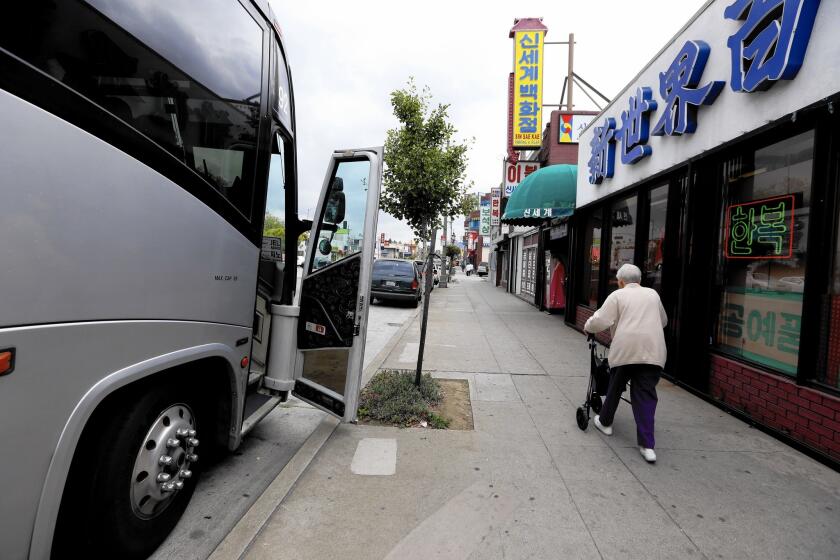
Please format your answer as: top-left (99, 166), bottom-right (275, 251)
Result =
top-left (382, 79), bottom-right (472, 237)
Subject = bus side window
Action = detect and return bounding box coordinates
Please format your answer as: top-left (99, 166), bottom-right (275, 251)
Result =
top-left (0, 0), bottom-right (265, 221)
top-left (263, 132), bottom-right (287, 259)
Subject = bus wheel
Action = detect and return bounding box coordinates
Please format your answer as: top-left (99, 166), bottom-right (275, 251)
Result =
top-left (56, 383), bottom-right (203, 558)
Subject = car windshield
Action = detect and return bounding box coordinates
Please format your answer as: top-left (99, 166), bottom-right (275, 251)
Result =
top-left (374, 260), bottom-right (414, 276)
top-left (480, 262), bottom-right (488, 267)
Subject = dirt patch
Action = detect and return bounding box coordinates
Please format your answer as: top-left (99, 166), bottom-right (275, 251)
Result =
top-left (433, 379), bottom-right (473, 430)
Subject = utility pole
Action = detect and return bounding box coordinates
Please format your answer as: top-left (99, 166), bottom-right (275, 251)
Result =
top-left (567, 32), bottom-right (574, 111)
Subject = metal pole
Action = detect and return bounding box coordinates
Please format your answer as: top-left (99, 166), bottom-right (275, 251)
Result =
top-left (567, 32), bottom-right (574, 111)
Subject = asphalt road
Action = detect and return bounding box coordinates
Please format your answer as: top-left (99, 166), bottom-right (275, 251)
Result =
top-left (150, 300), bottom-right (418, 560)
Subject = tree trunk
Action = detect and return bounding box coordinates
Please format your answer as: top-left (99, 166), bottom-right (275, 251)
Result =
top-left (440, 218), bottom-right (449, 287)
top-left (415, 226), bottom-right (437, 386)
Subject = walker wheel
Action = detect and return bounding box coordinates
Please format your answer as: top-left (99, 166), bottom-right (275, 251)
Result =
top-left (589, 394), bottom-right (602, 414)
top-left (576, 407), bottom-right (589, 431)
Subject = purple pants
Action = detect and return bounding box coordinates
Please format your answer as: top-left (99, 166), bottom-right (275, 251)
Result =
top-left (598, 364), bottom-right (661, 449)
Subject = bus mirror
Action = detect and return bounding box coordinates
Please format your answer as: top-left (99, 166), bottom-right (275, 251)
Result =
top-left (318, 238), bottom-right (332, 255)
top-left (324, 178), bottom-right (345, 224)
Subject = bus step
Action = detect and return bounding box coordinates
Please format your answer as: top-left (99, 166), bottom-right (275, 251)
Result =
top-left (241, 394), bottom-right (282, 437)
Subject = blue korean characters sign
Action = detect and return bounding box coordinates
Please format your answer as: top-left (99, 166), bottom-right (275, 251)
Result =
top-left (577, 0), bottom-right (831, 202)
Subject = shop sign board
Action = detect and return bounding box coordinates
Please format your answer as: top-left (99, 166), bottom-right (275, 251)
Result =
top-left (261, 236), bottom-right (283, 262)
top-left (549, 223), bottom-right (567, 239)
top-left (576, 0), bottom-right (835, 207)
top-left (491, 187), bottom-right (502, 225)
top-left (512, 29), bottom-right (546, 149)
top-left (558, 113), bottom-right (595, 144)
top-left (480, 196), bottom-right (491, 235)
top-left (504, 160), bottom-right (541, 196)
top-left (718, 289), bottom-right (801, 375)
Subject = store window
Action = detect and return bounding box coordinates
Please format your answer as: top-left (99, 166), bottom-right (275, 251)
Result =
top-left (714, 130), bottom-right (814, 376)
top-left (607, 195), bottom-right (638, 294)
top-left (521, 234), bottom-right (539, 298)
top-left (644, 185), bottom-right (669, 293)
top-left (580, 211), bottom-right (602, 307)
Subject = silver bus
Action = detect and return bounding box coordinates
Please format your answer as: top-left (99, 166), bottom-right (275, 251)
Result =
top-left (0, 1), bottom-right (381, 557)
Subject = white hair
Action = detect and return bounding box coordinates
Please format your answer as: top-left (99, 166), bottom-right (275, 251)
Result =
top-left (616, 263), bottom-right (642, 284)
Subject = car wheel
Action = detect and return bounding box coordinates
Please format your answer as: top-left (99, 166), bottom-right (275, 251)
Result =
top-left (54, 381), bottom-right (203, 558)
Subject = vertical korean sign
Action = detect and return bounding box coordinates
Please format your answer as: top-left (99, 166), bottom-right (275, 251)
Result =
top-left (513, 28), bottom-right (545, 149)
top-left (491, 188), bottom-right (502, 226)
top-left (480, 196), bottom-right (491, 236)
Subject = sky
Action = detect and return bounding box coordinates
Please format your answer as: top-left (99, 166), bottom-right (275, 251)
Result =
top-left (267, 0), bottom-right (708, 244)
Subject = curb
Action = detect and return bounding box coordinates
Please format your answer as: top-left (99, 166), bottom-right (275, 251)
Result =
top-left (207, 416), bottom-right (339, 560)
top-left (208, 305), bottom-right (420, 560)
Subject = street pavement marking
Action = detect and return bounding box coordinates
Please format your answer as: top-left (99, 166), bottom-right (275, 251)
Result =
top-left (350, 438), bottom-right (397, 476)
top-left (383, 480), bottom-right (518, 559)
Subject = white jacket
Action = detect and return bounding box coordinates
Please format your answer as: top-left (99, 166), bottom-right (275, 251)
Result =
top-left (583, 283), bottom-right (668, 368)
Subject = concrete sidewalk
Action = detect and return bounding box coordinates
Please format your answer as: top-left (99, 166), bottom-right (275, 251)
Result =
top-left (234, 273), bottom-right (840, 560)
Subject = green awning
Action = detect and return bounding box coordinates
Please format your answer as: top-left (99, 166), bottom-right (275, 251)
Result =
top-left (501, 164), bottom-right (577, 225)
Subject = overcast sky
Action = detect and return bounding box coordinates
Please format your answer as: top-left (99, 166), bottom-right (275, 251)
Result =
top-left (268, 0), bottom-right (707, 244)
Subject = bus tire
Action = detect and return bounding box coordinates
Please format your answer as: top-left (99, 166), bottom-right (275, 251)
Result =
top-left (53, 381), bottom-right (204, 559)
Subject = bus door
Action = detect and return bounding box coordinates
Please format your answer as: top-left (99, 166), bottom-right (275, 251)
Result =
top-left (266, 148), bottom-right (381, 423)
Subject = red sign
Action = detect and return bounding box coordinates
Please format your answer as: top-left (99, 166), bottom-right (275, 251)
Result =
top-left (504, 161), bottom-right (541, 196)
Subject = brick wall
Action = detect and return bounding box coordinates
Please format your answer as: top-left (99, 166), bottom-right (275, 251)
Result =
top-left (825, 295), bottom-right (840, 387)
top-left (709, 354), bottom-right (840, 461)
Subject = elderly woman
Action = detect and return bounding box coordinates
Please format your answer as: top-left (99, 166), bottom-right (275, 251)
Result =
top-left (584, 263), bottom-right (667, 463)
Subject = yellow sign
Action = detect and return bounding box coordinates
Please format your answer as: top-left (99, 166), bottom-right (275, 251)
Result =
top-left (513, 30), bottom-right (545, 149)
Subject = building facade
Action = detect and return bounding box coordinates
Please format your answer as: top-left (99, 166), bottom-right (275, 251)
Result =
top-left (569, 0), bottom-right (840, 464)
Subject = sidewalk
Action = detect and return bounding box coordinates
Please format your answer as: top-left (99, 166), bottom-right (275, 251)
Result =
top-left (234, 273), bottom-right (840, 560)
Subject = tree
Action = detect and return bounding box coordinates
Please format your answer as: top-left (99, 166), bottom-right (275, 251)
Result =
top-left (263, 212), bottom-right (309, 243)
top-left (444, 244), bottom-right (461, 257)
top-left (382, 79), bottom-right (471, 385)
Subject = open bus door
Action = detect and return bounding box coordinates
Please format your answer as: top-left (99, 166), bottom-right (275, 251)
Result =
top-left (261, 147), bottom-right (382, 423)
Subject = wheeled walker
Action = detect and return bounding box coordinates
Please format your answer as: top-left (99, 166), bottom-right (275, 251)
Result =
top-left (576, 334), bottom-right (630, 431)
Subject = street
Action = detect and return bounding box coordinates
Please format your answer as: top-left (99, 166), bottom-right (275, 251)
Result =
top-left (150, 302), bottom-right (417, 560)
top-left (3, 2), bottom-right (840, 558)
top-left (237, 272), bottom-right (840, 560)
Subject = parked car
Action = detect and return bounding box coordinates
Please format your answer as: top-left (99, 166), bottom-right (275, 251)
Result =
top-left (372, 259), bottom-right (421, 307)
top-left (477, 262), bottom-right (489, 277)
top-left (414, 259), bottom-right (438, 289)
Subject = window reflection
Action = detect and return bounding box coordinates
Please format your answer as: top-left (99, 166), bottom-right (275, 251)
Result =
top-left (644, 185), bottom-right (668, 293)
top-left (715, 130), bottom-right (814, 376)
top-left (312, 160), bottom-right (370, 271)
top-left (1, 0), bottom-right (264, 219)
top-left (608, 195), bottom-right (638, 294)
top-left (581, 211), bottom-right (602, 307)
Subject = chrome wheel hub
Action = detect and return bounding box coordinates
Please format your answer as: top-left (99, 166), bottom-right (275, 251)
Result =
top-left (131, 403), bottom-right (198, 519)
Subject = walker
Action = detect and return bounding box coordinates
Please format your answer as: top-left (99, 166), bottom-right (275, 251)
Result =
top-left (576, 334), bottom-right (630, 430)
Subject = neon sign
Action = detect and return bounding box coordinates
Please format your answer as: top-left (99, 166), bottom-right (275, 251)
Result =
top-left (724, 194), bottom-right (796, 259)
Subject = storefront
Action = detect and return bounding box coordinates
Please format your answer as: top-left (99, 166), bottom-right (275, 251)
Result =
top-left (501, 164), bottom-right (577, 307)
top-left (569, 0), bottom-right (840, 464)
top-left (544, 222), bottom-right (568, 312)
